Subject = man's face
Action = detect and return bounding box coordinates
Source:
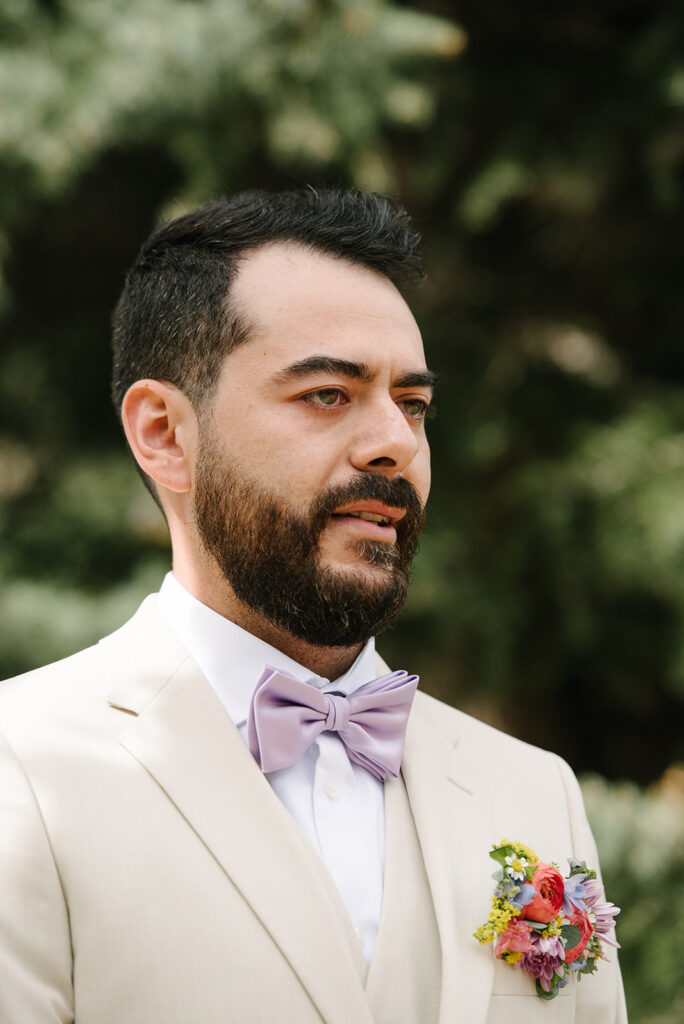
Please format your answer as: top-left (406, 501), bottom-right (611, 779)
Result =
top-left (192, 242), bottom-right (432, 647)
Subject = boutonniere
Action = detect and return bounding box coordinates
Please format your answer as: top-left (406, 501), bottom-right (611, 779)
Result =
top-left (474, 839), bottom-right (620, 1000)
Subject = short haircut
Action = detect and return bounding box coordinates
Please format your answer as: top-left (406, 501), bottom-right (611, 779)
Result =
top-left (111, 188), bottom-right (424, 416)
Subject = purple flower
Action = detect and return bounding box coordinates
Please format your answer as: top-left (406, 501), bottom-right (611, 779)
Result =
top-left (520, 936), bottom-right (566, 992)
top-left (536, 935), bottom-right (566, 959)
top-left (562, 873), bottom-right (588, 916)
top-left (584, 878), bottom-right (621, 949)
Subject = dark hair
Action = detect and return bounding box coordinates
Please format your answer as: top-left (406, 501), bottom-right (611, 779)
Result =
top-left (111, 188), bottom-right (424, 415)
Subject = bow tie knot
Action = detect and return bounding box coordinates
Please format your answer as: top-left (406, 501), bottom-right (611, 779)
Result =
top-left (248, 666), bottom-right (419, 782)
top-left (324, 692), bottom-right (350, 732)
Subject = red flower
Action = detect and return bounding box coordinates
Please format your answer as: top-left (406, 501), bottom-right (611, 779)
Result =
top-left (564, 907), bottom-right (594, 963)
top-left (520, 863), bottom-right (564, 924)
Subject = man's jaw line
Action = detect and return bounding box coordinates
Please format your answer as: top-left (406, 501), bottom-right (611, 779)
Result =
top-left (182, 554), bottom-right (368, 679)
top-left (185, 465), bottom-right (422, 677)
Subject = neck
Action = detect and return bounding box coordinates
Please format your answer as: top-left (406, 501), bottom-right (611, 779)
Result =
top-left (172, 559), bottom-right (365, 680)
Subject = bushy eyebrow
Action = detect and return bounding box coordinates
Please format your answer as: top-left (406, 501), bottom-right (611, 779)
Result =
top-left (393, 370), bottom-right (437, 391)
top-left (271, 355), bottom-right (436, 393)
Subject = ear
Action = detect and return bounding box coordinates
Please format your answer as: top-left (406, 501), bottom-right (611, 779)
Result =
top-left (121, 380), bottom-right (197, 495)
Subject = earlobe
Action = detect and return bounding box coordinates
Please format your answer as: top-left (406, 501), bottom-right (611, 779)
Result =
top-left (121, 380), bottom-right (196, 495)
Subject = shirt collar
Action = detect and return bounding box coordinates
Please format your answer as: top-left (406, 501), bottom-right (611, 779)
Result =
top-left (156, 572), bottom-right (377, 727)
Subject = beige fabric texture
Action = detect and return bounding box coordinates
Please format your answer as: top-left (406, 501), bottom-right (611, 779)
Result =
top-left (0, 596), bottom-right (627, 1023)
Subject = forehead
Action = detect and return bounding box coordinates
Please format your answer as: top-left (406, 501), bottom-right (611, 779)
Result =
top-left (227, 242), bottom-right (426, 370)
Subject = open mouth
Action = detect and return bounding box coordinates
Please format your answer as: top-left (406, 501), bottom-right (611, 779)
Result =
top-left (336, 510), bottom-right (392, 526)
top-left (329, 502), bottom-right (404, 542)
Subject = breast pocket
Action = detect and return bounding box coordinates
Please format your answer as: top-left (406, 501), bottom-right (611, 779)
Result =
top-left (489, 959), bottom-right (575, 1023)
top-left (488, 993), bottom-right (575, 1023)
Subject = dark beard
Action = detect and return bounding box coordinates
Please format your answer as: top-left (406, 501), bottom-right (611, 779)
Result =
top-left (193, 449), bottom-right (425, 648)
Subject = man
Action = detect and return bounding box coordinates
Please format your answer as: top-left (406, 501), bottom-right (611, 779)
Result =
top-left (0, 189), bottom-right (626, 1023)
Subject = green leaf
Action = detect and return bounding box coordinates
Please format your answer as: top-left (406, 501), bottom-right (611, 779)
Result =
top-left (489, 845), bottom-right (514, 868)
top-left (560, 924), bottom-right (582, 947)
top-left (535, 979), bottom-right (559, 1000)
top-left (567, 858), bottom-right (587, 876)
top-left (577, 956), bottom-right (598, 976)
top-left (526, 920), bottom-right (548, 930)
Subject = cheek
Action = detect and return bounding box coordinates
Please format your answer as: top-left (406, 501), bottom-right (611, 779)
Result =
top-left (410, 443), bottom-right (431, 505)
top-left (225, 418), bottom-right (342, 500)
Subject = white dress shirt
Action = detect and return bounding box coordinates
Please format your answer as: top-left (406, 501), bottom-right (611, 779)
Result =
top-left (157, 572), bottom-right (385, 963)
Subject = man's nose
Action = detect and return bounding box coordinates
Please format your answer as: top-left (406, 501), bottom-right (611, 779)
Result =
top-left (349, 397), bottom-right (422, 475)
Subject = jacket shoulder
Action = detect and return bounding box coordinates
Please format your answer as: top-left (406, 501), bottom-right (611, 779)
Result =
top-left (0, 639), bottom-right (105, 714)
top-left (0, 594), bottom-right (182, 724)
top-left (413, 688), bottom-right (562, 768)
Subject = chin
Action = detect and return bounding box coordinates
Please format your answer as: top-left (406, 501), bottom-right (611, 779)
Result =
top-left (322, 551), bottom-right (397, 577)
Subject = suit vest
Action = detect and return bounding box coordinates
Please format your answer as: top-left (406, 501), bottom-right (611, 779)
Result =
top-left (304, 769), bottom-right (442, 1024)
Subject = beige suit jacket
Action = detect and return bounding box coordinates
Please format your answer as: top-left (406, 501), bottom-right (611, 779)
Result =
top-left (0, 596), bottom-right (627, 1023)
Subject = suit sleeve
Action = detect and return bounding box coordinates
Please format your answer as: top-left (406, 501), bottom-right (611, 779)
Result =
top-left (553, 753), bottom-right (628, 1024)
top-left (0, 729), bottom-right (74, 1024)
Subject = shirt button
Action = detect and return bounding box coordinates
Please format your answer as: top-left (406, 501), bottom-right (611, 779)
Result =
top-left (324, 779), bottom-right (340, 800)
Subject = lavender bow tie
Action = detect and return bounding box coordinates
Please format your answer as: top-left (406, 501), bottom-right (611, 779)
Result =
top-left (247, 666), bottom-right (419, 782)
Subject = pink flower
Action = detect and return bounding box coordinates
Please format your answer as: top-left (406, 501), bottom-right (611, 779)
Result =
top-left (494, 919), bottom-right (535, 958)
top-left (520, 863), bottom-right (565, 924)
top-left (584, 877), bottom-right (621, 949)
top-left (564, 907), bottom-right (594, 963)
top-left (521, 936), bottom-right (566, 992)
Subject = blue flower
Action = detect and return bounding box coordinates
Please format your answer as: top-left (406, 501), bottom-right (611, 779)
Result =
top-left (494, 879), bottom-right (536, 910)
top-left (562, 874), bottom-right (587, 916)
top-left (512, 883), bottom-right (536, 909)
top-left (494, 879), bottom-right (517, 900)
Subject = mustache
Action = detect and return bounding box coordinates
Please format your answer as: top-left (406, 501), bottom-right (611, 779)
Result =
top-left (309, 474), bottom-right (425, 530)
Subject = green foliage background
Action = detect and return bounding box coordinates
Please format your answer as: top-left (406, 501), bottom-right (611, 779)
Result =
top-left (1, 1), bottom-right (682, 1017)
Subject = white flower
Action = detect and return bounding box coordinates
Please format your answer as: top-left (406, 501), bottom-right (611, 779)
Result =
top-left (505, 854), bottom-right (529, 881)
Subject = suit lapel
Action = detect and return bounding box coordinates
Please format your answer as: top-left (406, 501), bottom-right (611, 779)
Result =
top-left (401, 695), bottom-right (495, 1024)
top-left (103, 600), bottom-right (373, 1024)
